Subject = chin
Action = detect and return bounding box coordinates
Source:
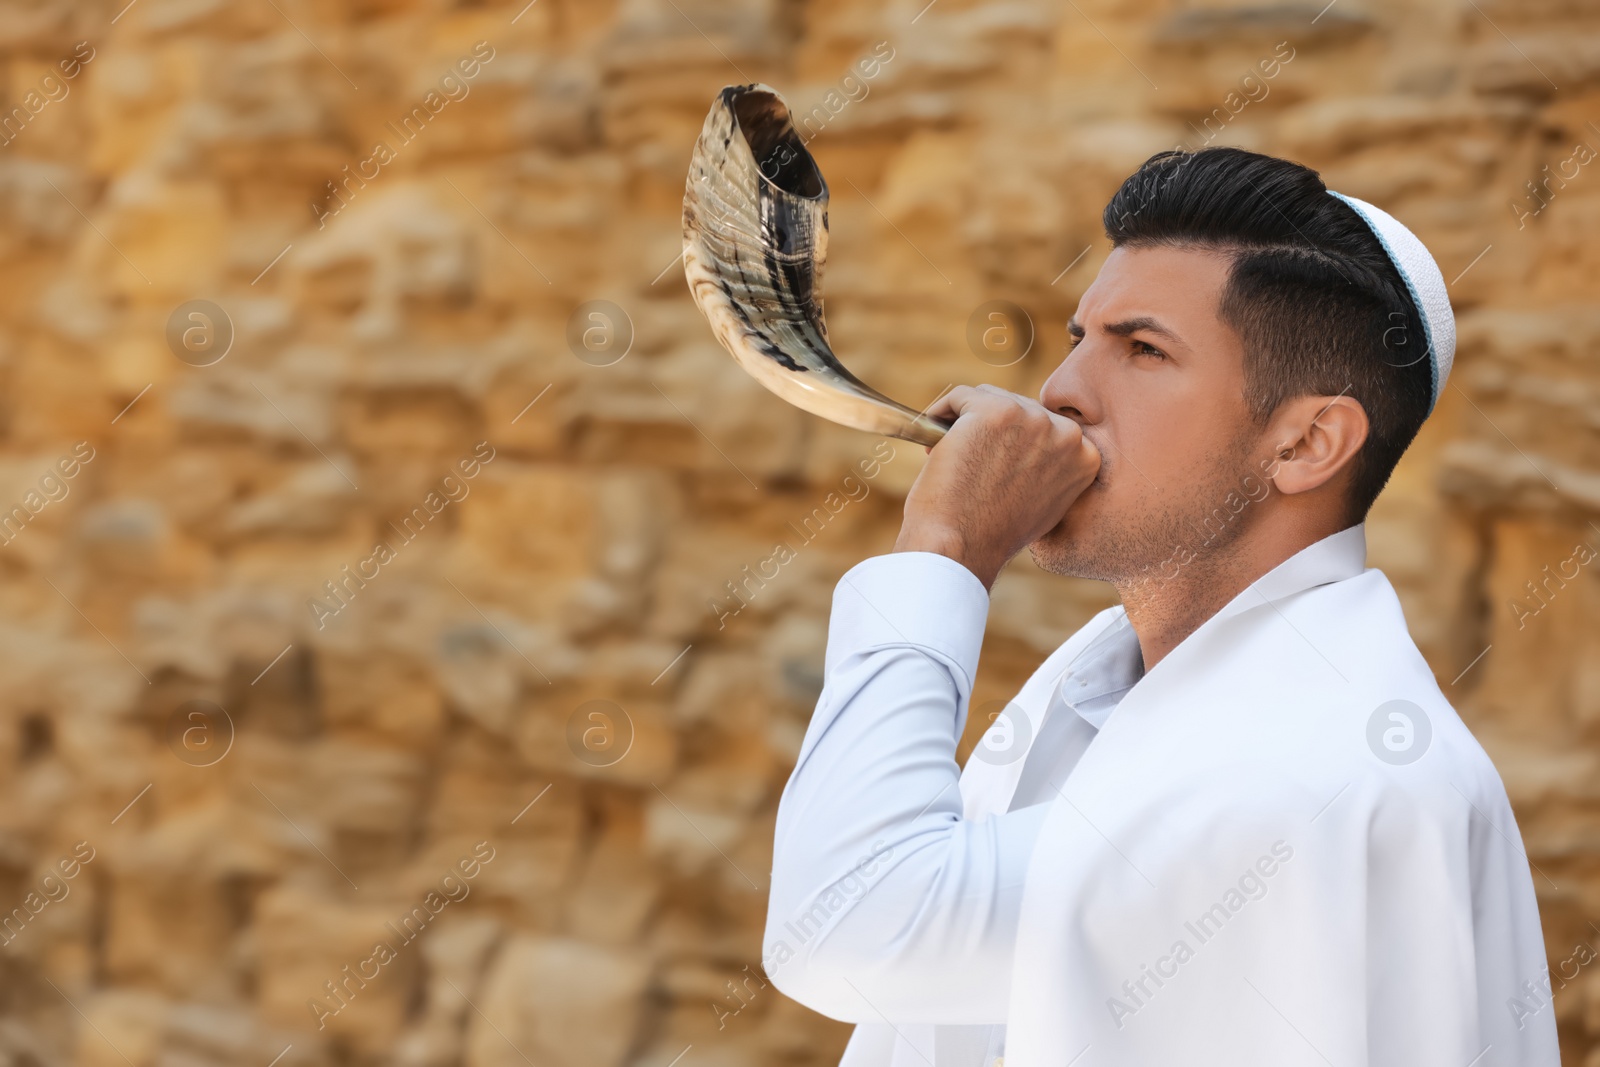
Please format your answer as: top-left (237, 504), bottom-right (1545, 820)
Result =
top-left (1029, 488), bottom-right (1160, 584)
top-left (1029, 505), bottom-right (1110, 580)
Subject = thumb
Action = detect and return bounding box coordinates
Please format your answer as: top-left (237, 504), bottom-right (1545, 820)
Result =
top-left (1079, 432), bottom-right (1103, 474)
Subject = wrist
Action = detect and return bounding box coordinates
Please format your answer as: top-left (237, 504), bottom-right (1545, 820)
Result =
top-left (892, 524), bottom-right (998, 589)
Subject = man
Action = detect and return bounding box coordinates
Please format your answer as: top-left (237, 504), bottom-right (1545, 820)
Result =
top-left (762, 147), bottom-right (1558, 1067)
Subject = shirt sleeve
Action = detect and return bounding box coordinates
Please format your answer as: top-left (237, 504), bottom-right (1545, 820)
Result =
top-left (762, 551), bottom-right (1056, 1025)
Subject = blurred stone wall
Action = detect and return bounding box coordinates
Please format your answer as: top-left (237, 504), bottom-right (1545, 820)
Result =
top-left (0, 0), bottom-right (1596, 1064)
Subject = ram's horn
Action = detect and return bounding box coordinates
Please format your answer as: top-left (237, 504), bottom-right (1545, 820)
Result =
top-left (682, 83), bottom-right (951, 447)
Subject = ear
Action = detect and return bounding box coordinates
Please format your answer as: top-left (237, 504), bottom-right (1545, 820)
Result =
top-left (1261, 394), bottom-right (1369, 497)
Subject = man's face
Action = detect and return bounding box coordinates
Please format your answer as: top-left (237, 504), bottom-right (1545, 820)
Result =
top-left (1031, 243), bottom-right (1263, 583)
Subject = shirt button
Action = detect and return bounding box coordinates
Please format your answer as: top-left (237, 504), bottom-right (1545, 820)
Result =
top-left (992, 1058), bottom-right (1005, 1067)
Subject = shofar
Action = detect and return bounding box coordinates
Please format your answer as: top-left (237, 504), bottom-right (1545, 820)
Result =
top-left (682, 84), bottom-right (952, 447)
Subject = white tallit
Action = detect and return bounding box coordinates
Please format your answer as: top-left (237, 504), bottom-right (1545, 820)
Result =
top-left (765, 524), bottom-right (1558, 1067)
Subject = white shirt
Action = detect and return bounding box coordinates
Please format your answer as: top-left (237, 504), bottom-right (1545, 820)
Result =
top-left (764, 525), bottom-right (1559, 1067)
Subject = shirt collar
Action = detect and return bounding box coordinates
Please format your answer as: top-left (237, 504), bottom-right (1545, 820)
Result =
top-left (1210, 521), bottom-right (1368, 627)
top-left (1057, 611), bottom-right (1142, 729)
top-left (1054, 522), bottom-right (1369, 729)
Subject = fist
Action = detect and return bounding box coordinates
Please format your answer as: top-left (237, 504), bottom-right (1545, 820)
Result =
top-left (893, 384), bottom-right (1101, 589)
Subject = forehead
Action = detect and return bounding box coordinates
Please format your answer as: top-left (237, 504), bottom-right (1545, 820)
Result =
top-left (1074, 244), bottom-right (1235, 330)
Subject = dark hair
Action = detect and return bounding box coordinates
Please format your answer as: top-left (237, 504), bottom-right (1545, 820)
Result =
top-left (1102, 146), bottom-right (1434, 522)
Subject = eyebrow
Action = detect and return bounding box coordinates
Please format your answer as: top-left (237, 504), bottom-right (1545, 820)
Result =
top-left (1067, 315), bottom-right (1185, 345)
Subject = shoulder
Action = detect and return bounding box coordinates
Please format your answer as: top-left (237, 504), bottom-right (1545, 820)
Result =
top-left (1378, 687), bottom-right (1518, 824)
top-left (1238, 686), bottom-right (1513, 847)
top-left (1290, 567), bottom-right (1510, 798)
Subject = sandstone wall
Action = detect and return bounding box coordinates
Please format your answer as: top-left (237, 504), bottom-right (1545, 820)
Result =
top-left (0, 0), bottom-right (1597, 1064)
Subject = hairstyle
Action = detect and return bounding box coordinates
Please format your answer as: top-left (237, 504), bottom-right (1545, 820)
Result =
top-left (1102, 146), bottom-right (1434, 522)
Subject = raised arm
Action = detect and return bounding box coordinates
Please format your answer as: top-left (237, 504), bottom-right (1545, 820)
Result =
top-left (764, 386), bottom-right (1100, 1023)
top-left (763, 550), bottom-right (1054, 1025)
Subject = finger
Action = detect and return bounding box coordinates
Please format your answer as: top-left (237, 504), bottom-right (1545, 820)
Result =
top-left (922, 384), bottom-right (980, 423)
top-left (1047, 408), bottom-right (1085, 443)
top-left (985, 388), bottom-right (1077, 441)
top-left (1077, 429), bottom-right (1103, 472)
top-left (930, 384), bottom-right (1037, 424)
top-left (973, 383), bottom-right (1030, 404)
top-left (976, 384), bottom-right (1075, 427)
top-left (974, 384), bottom-right (1045, 421)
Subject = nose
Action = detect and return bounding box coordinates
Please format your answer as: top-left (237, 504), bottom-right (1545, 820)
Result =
top-left (1039, 341), bottom-right (1096, 426)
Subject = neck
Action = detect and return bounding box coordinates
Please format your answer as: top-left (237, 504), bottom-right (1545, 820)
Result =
top-left (1114, 511), bottom-right (1346, 671)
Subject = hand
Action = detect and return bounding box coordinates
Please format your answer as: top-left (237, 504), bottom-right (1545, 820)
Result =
top-left (893, 384), bottom-right (1101, 590)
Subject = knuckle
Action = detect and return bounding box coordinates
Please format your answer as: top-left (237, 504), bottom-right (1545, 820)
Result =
top-left (989, 403), bottom-right (1024, 427)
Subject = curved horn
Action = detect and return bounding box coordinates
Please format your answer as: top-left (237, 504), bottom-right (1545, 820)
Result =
top-left (682, 84), bottom-right (951, 447)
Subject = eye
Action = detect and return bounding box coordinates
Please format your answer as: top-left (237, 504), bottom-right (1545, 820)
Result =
top-left (1132, 339), bottom-right (1167, 360)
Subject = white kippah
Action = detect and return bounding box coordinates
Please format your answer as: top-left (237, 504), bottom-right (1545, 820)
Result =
top-left (1327, 191), bottom-right (1455, 414)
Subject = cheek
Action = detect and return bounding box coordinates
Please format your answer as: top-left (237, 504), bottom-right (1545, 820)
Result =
top-left (1108, 384), bottom-right (1224, 489)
